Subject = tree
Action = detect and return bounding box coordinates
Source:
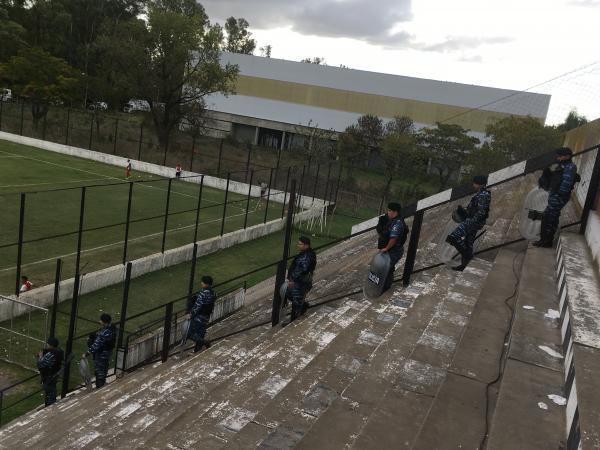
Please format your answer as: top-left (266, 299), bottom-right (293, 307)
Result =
top-left (485, 115), bottom-right (563, 163)
top-left (224, 17), bottom-right (256, 54)
top-left (0, 47), bottom-right (81, 126)
top-left (380, 116), bottom-right (423, 209)
top-left (259, 45), bottom-right (272, 58)
top-left (0, 6), bottom-right (26, 62)
top-left (301, 56), bottom-right (326, 65)
top-left (291, 120), bottom-right (336, 160)
top-left (464, 142), bottom-right (508, 179)
top-left (419, 122), bottom-right (480, 190)
top-left (558, 109), bottom-right (588, 133)
top-left (96, 0), bottom-right (239, 148)
top-left (335, 114), bottom-right (385, 174)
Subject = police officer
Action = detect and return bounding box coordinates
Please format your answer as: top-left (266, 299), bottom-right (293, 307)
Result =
top-left (534, 147), bottom-right (578, 248)
top-left (446, 175), bottom-right (491, 271)
top-left (83, 313), bottom-right (116, 389)
top-left (188, 276), bottom-right (216, 352)
top-left (376, 202), bottom-right (409, 291)
top-left (285, 236), bottom-right (317, 324)
top-left (37, 337), bottom-right (64, 406)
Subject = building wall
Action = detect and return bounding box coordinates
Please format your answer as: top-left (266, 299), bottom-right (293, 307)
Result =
top-left (205, 52), bottom-right (551, 137)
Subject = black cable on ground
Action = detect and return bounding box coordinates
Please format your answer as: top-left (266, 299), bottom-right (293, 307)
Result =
top-left (477, 247), bottom-right (526, 450)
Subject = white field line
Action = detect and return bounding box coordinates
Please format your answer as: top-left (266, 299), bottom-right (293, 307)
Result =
top-left (0, 149), bottom-right (247, 210)
top-left (0, 206), bottom-right (268, 272)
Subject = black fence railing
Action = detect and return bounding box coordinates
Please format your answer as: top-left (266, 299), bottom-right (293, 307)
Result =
top-left (1, 143), bottom-right (599, 428)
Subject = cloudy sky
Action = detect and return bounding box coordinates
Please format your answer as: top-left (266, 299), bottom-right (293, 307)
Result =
top-left (201, 0), bottom-right (600, 125)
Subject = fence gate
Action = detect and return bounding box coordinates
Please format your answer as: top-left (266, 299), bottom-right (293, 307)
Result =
top-left (0, 295), bottom-right (49, 370)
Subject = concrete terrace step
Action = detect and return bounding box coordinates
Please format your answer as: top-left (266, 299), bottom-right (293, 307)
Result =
top-left (557, 232), bottom-right (600, 450)
top-left (223, 270), bottom-right (440, 449)
top-left (290, 259), bottom-right (492, 450)
top-left (407, 249), bottom-right (523, 450)
top-left (486, 245), bottom-right (565, 450)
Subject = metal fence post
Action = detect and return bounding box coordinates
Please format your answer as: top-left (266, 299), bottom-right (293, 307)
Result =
top-left (122, 182), bottom-right (134, 264)
top-left (190, 135), bottom-right (196, 171)
top-left (220, 173), bottom-right (231, 236)
top-left (323, 162), bottom-right (332, 205)
top-left (0, 98), bottom-right (3, 130)
top-left (296, 165), bottom-right (306, 212)
top-left (65, 108), bottom-right (70, 145)
top-left (333, 163), bottom-right (343, 205)
top-left (272, 179), bottom-right (296, 326)
top-left (311, 164), bottom-right (321, 204)
top-left (162, 135), bottom-right (169, 166)
top-left (42, 113), bottom-right (47, 141)
top-left (281, 166), bottom-right (291, 219)
top-left (217, 139), bottom-right (224, 176)
top-left (161, 302), bottom-right (174, 362)
top-left (579, 148), bottom-right (600, 234)
top-left (19, 100), bottom-right (24, 136)
top-left (115, 262), bottom-right (132, 374)
top-left (245, 145), bottom-right (252, 182)
top-left (49, 258), bottom-right (62, 338)
top-left (244, 170), bottom-right (254, 229)
top-left (187, 243), bottom-right (198, 310)
top-left (402, 210), bottom-right (424, 286)
top-left (61, 272), bottom-right (80, 398)
top-left (137, 124), bottom-right (143, 160)
top-left (263, 168), bottom-right (274, 224)
top-left (161, 179), bottom-right (172, 253)
top-left (74, 187), bottom-right (87, 275)
top-left (14, 193), bottom-right (25, 297)
top-left (193, 176), bottom-right (204, 243)
top-left (88, 113), bottom-right (94, 150)
top-left (113, 118), bottom-right (119, 155)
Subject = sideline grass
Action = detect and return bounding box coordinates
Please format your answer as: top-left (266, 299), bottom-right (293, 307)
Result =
top-left (0, 139), bottom-right (283, 295)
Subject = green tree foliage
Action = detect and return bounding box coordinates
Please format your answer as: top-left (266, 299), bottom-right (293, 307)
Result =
top-left (380, 116), bottom-right (424, 207)
top-left (0, 47), bottom-right (81, 125)
top-left (484, 115), bottom-right (562, 164)
top-left (558, 109), bottom-right (588, 133)
top-left (0, 6), bottom-right (26, 62)
top-left (419, 122), bottom-right (480, 190)
top-left (335, 114), bottom-right (384, 172)
top-left (301, 57), bottom-right (327, 65)
top-left (224, 17), bottom-right (256, 54)
top-left (464, 142), bottom-right (508, 179)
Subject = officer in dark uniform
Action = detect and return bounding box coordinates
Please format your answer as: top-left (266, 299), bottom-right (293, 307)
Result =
top-left (376, 202), bottom-right (409, 291)
top-left (83, 313), bottom-right (116, 389)
top-left (37, 337), bottom-right (63, 406)
top-left (286, 236), bottom-right (317, 323)
top-left (446, 175), bottom-right (491, 271)
top-left (188, 275), bottom-right (216, 352)
top-left (534, 147), bottom-right (578, 247)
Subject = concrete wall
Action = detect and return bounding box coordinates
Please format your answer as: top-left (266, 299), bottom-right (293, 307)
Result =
top-left (120, 288), bottom-right (245, 370)
top-left (5, 205), bottom-right (319, 321)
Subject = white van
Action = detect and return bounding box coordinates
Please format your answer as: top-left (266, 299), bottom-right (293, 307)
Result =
top-left (1, 88), bottom-right (12, 102)
top-left (123, 99), bottom-right (150, 113)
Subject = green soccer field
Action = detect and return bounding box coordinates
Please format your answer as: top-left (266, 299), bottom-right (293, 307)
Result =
top-left (0, 139), bottom-right (284, 295)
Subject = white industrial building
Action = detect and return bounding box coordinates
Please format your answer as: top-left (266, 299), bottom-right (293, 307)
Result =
top-left (203, 52), bottom-right (551, 149)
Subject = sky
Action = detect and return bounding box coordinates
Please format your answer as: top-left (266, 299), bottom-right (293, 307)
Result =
top-left (201, 0), bottom-right (600, 125)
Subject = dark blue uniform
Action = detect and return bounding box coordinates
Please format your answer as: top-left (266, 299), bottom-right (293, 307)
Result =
top-left (448, 188), bottom-right (491, 261)
top-left (88, 325), bottom-right (116, 388)
top-left (188, 287), bottom-right (216, 352)
top-left (287, 249), bottom-right (317, 316)
top-left (539, 161), bottom-right (577, 244)
top-left (37, 348), bottom-right (63, 406)
top-left (377, 216), bottom-right (408, 289)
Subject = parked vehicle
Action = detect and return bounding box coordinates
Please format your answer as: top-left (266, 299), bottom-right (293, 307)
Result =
top-left (123, 99), bottom-right (150, 113)
top-left (88, 101), bottom-right (108, 111)
top-left (1, 88), bottom-right (12, 102)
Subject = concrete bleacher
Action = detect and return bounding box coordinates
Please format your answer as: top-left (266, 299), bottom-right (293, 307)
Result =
top-left (1, 169), bottom-right (597, 449)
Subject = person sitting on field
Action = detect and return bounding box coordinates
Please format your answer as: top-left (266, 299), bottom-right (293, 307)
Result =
top-left (20, 275), bottom-right (33, 293)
